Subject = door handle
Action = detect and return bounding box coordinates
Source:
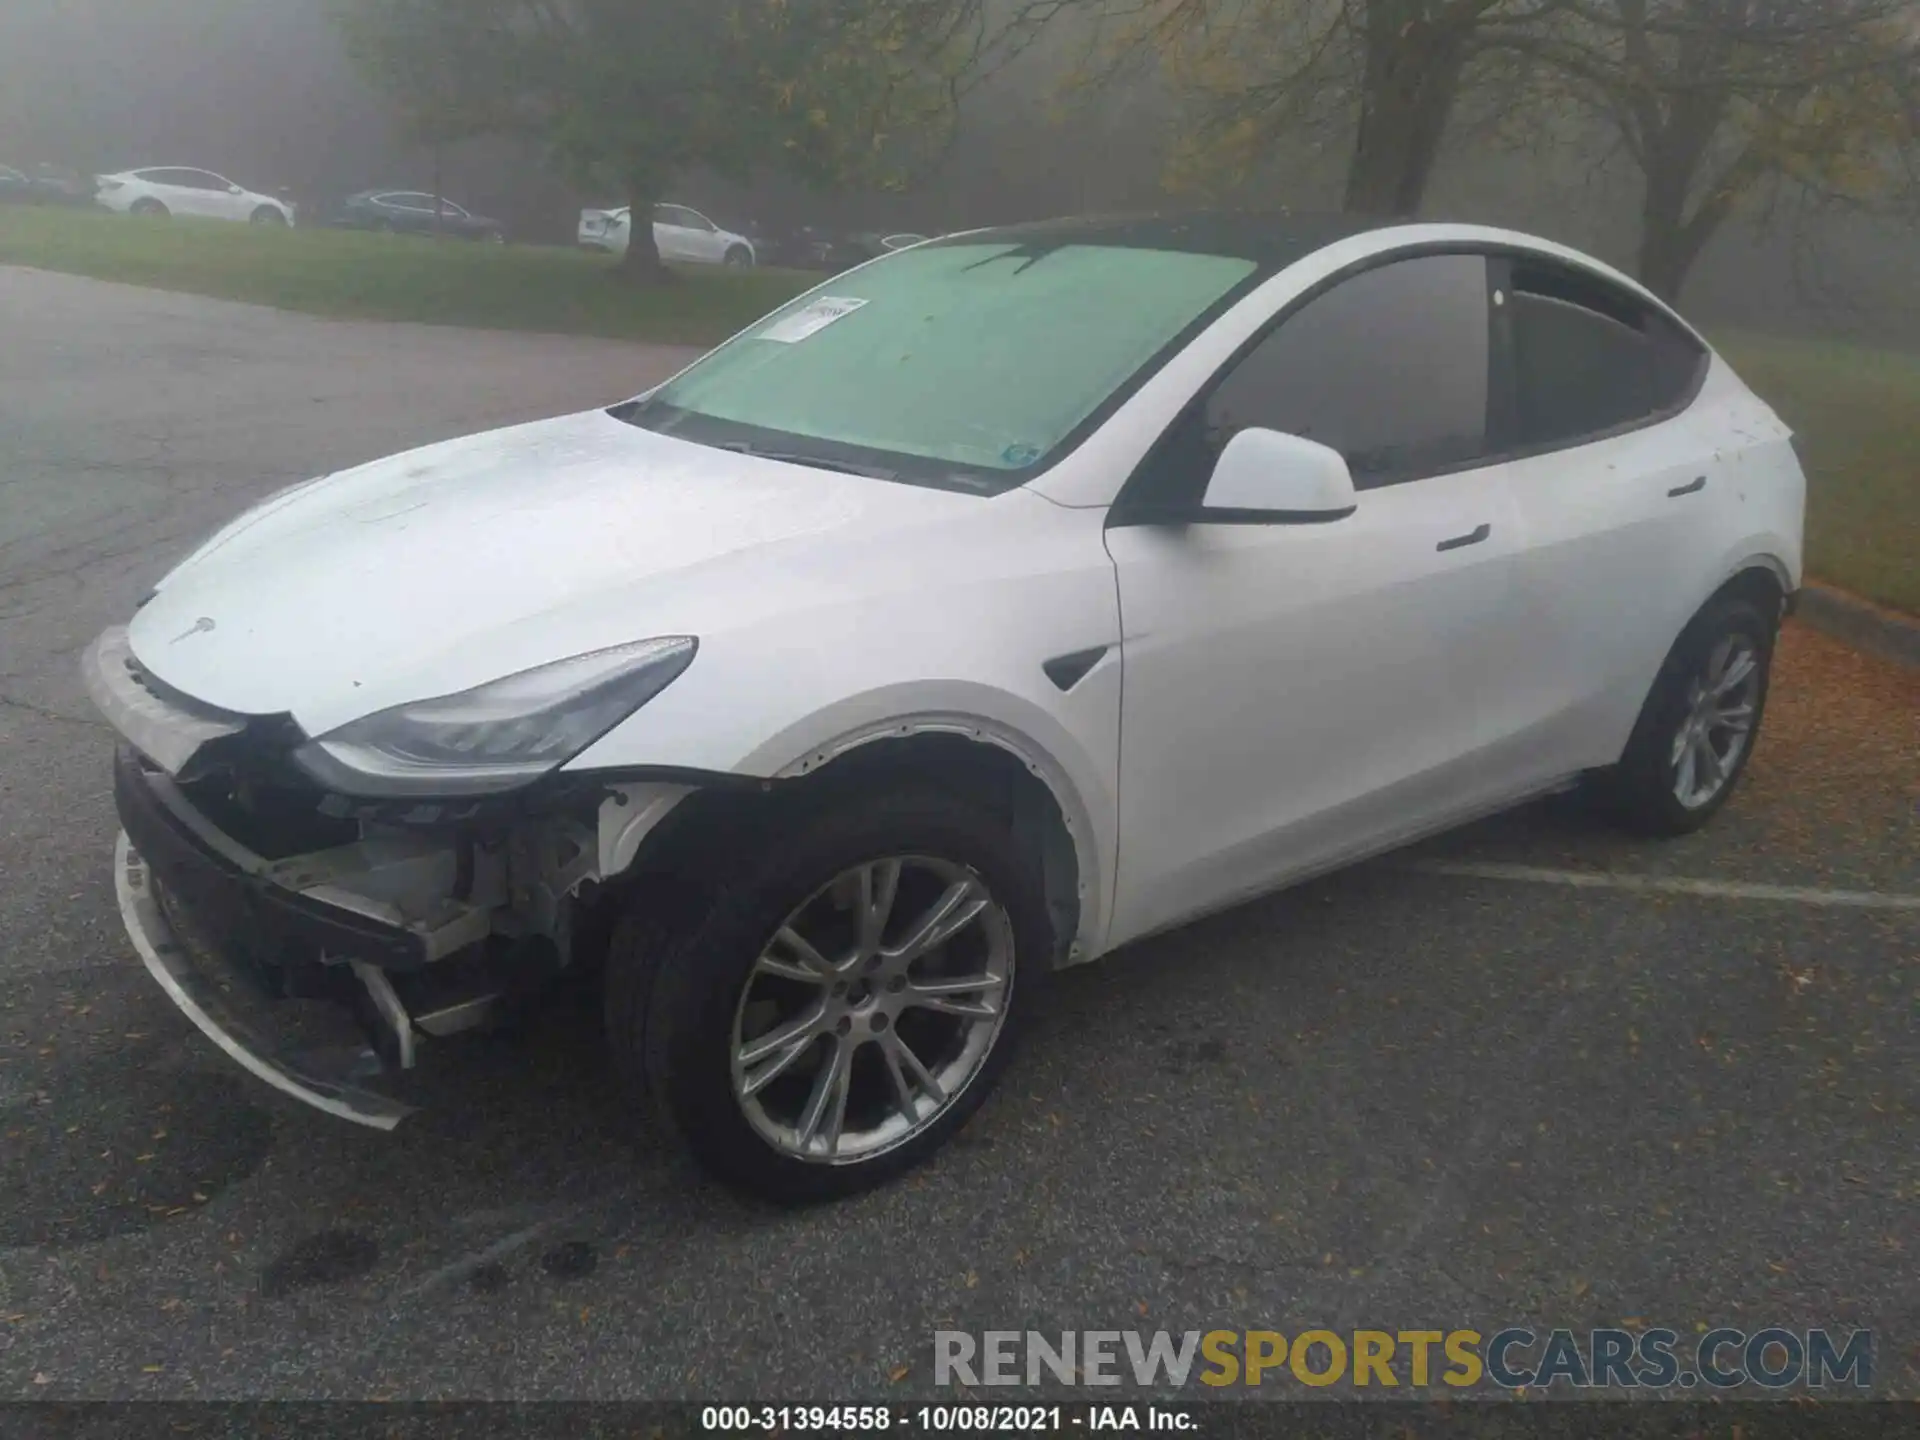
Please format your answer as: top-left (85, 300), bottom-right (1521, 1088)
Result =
top-left (1436, 523), bottom-right (1491, 552)
top-left (1668, 475), bottom-right (1707, 497)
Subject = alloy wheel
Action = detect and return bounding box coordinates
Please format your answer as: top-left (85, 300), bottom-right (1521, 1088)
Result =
top-left (1670, 634), bottom-right (1761, 809)
top-left (729, 856), bottom-right (1014, 1164)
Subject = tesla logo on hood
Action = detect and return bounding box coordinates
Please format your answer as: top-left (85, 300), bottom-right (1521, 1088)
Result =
top-left (170, 617), bottom-right (216, 643)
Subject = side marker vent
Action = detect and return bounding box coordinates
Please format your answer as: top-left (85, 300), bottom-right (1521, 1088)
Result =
top-left (1043, 647), bottom-right (1109, 693)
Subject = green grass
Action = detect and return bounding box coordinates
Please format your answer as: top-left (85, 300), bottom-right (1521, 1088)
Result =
top-left (1, 206), bottom-right (1913, 612)
top-left (0, 204), bottom-right (816, 347)
top-left (1718, 334), bottom-right (1920, 615)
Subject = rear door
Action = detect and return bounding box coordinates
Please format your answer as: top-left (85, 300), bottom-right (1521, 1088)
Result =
top-left (1487, 253), bottom-right (1718, 781)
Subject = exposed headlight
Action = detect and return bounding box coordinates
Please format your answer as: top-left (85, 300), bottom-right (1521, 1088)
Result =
top-left (292, 638), bottom-right (698, 797)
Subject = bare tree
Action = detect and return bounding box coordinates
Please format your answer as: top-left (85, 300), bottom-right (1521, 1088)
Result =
top-left (988, 0), bottom-right (1574, 215)
top-left (1519, 0), bottom-right (1920, 299)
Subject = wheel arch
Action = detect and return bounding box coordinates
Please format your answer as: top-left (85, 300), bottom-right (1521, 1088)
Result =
top-left (590, 719), bottom-right (1103, 971)
top-left (1706, 554), bottom-right (1793, 623)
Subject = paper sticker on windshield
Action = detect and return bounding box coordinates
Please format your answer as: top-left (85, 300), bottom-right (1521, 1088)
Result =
top-left (758, 296), bottom-right (868, 343)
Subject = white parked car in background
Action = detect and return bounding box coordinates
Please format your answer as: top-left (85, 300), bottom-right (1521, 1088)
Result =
top-left (96, 167), bottom-right (295, 225)
top-left (578, 202), bottom-right (755, 265)
top-left (84, 213), bottom-right (1803, 1202)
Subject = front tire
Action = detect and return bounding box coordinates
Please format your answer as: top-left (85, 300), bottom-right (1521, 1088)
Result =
top-left (607, 785), bottom-right (1046, 1202)
top-left (1589, 592), bottom-right (1776, 837)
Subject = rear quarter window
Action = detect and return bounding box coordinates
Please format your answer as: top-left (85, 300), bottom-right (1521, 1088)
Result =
top-left (1507, 260), bottom-right (1706, 451)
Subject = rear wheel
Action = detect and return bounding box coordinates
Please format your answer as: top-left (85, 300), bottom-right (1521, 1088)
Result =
top-left (250, 206), bottom-right (287, 226)
top-left (606, 786), bottom-right (1045, 1202)
top-left (1588, 593), bottom-right (1776, 836)
top-left (723, 245), bottom-right (752, 268)
top-left (129, 198), bottom-right (168, 218)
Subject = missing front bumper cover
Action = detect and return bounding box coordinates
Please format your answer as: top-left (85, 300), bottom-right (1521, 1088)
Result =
top-left (115, 832), bottom-right (414, 1130)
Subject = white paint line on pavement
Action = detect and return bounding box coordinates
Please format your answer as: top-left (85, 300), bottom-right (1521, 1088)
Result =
top-left (400, 1213), bottom-right (578, 1298)
top-left (1404, 859), bottom-right (1920, 911)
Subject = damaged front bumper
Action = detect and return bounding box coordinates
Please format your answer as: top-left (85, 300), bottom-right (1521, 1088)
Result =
top-left (113, 828), bottom-right (414, 1129)
top-left (90, 625), bottom-right (624, 1130)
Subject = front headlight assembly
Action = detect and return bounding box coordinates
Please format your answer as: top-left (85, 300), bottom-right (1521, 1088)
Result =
top-left (292, 637), bottom-right (697, 797)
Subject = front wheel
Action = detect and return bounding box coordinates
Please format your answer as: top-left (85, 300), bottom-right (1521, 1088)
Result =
top-left (1589, 592), bottom-right (1776, 836)
top-left (606, 786), bottom-right (1046, 1202)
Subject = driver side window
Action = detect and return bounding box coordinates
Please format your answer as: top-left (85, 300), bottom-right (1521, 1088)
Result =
top-left (1126, 253), bottom-right (1497, 509)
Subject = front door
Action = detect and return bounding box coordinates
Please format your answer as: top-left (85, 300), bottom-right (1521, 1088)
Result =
top-left (1104, 251), bottom-right (1530, 948)
top-left (190, 171), bottom-right (244, 220)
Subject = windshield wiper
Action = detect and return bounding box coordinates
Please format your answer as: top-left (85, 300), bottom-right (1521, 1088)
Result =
top-left (716, 441), bottom-right (896, 480)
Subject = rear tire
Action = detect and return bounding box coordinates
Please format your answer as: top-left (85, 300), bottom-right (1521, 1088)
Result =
top-left (129, 198), bottom-right (168, 218)
top-left (1587, 593), bottom-right (1776, 837)
top-left (723, 246), bottom-right (752, 268)
top-left (606, 785), bottom-right (1047, 1203)
top-left (250, 206), bottom-right (287, 226)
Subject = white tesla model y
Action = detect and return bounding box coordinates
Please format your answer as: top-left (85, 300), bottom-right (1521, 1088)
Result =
top-left (84, 213), bottom-right (1804, 1200)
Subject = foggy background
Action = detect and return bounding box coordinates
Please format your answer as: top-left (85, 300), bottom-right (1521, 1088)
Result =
top-left (2, 0), bottom-right (1916, 347)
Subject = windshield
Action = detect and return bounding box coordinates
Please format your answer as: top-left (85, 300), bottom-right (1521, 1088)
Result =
top-left (619, 240), bottom-right (1260, 492)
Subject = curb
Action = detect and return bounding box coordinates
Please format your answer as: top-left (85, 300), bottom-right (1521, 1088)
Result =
top-left (1793, 583), bottom-right (1920, 669)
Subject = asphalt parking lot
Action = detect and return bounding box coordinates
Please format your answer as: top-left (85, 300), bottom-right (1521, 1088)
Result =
top-left (1, 266), bottom-right (1914, 1401)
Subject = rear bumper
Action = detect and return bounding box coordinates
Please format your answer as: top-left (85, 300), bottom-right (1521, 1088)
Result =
top-left (114, 830), bottom-right (413, 1130)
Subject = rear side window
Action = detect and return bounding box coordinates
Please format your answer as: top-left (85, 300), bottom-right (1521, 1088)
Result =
top-left (1507, 260), bottom-right (1706, 451)
top-left (1129, 252), bottom-right (1495, 503)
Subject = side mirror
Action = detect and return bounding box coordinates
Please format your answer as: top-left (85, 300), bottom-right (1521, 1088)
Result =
top-left (1200, 427), bottom-right (1357, 522)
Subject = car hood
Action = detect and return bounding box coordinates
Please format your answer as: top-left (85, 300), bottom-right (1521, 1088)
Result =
top-left (129, 409), bottom-right (988, 734)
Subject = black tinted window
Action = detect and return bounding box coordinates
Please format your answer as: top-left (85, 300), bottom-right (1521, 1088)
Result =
top-left (1133, 253), bottom-right (1494, 504)
top-left (1508, 261), bottom-right (1705, 449)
